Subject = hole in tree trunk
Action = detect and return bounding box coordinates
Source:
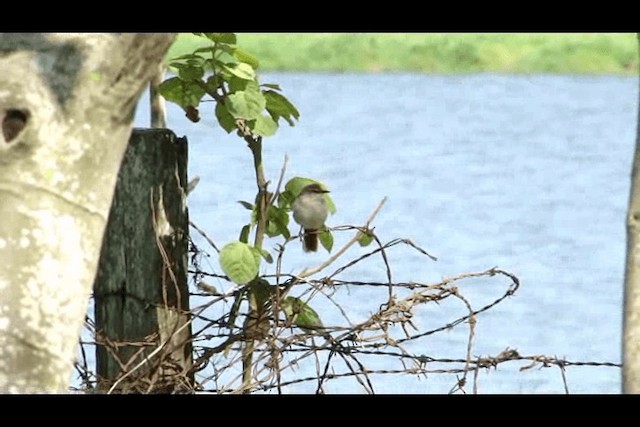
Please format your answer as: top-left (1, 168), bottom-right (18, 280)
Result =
top-left (2, 109), bottom-right (29, 143)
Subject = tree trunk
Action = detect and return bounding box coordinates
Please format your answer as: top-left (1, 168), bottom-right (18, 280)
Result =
top-left (149, 63), bottom-right (167, 128)
top-left (623, 33), bottom-right (640, 393)
top-left (150, 63), bottom-right (167, 128)
top-left (0, 33), bottom-right (175, 392)
top-left (94, 129), bottom-right (192, 393)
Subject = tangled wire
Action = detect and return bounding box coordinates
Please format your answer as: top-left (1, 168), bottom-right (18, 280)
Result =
top-left (73, 200), bottom-right (620, 394)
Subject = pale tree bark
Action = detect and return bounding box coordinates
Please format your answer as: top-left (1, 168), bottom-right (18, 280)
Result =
top-left (149, 62), bottom-right (167, 128)
top-left (0, 33), bottom-right (175, 392)
top-left (623, 33), bottom-right (640, 393)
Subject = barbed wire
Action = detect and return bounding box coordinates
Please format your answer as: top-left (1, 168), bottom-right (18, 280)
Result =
top-left (73, 210), bottom-right (620, 394)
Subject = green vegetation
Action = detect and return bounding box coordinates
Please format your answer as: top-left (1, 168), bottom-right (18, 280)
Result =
top-left (168, 33), bottom-right (638, 75)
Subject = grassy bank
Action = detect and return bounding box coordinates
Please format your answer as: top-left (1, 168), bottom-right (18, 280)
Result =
top-left (168, 33), bottom-right (638, 75)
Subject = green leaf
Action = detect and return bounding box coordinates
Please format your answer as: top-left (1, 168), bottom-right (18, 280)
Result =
top-left (319, 229), bottom-right (333, 253)
top-left (265, 222), bottom-right (278, 238)
top-left (169, 52), bottom-right (206, 63)
top-left (225, 62), bottom-right (256, 81)
top-left (250, 114), bottom-right (278, 137)
top-left (266, 205), bottom-right (291, 239)
top-left (277, 221), bottom-right (291, 240)
top-left (226, 84), bottom-right (266, 120)
top-left (206, 57), bottom-right (229, 74)
top-left (215, 102), bottom-right (237, 133)
top-left (193, 46), bottom-right (216, 55)
top-left (219, 242), bottom-right (261, 285)
top-left (285, 177), bottom-right (327, 198)
top-left (238, 200), bottom-right (254, 210)
top-left (326, 197), bottom-right (337, 215)
top-left (233, 47), bottom-right (260, 69)
top-left (266, 221), bottom-right (291, 240)
top-left (239, 224), bottom-right (251, 244)
top-left (277, 190), bottom-right (296, 210)
top-left (264, 90), bottom-right (300, 126)
top-left (257, 247), bottom-right (274, 264)
top-left (204, 33), bottom-right (237, 44)
top-left (228, 76), bottom-right (249, 93)
top-left (282, 296), bottom-right (324, 333)
top-left (227, 287), bottom-right (247, 330)
top-left (261, 83), bottom-right (282, 91)
top-left (178, 64), bottom-right (205, 81)
top-left (186, 57), bottom-right (206, 67)
top-left (250, 279), bottom-right (275, 308)
top-left (214, 45), bottom-right (236, 58)
top-left (358, 229), bottom-right (374, 247)
top-left (285, 177), bottom-right (320, 198)
top-left (159, 77), bottom-right (206, 108)
top-left (205, 75), bottom-right (222, 93)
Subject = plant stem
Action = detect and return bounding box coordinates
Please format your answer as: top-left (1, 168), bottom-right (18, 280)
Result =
top-left (249, 136), bottom-right (268, 250)
top-left (242, 132), bottom-right (269, 393)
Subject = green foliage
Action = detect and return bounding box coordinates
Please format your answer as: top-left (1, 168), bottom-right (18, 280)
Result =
top-left (266, 205), bottom-right (290, 239)
top-left (256, 247), bottom-right (274, 264)
top-left (319, 229), bottom-right (334, 252)
top-left (358, 229), bottom-right (374, 247)
top-left (219, 242), bottom-right (261, 285)
top-left (250, 279), bottom-right (276, 307)
top-left (251, 114), bottom-right (278, 137)
top-left (214, 103), bottom-right (236, 133)
top-left (282, 296), bottom-right (324, 333)
top-left (159, 77), bottom-right (206, 108)
top-left (169, 33), bottom-right (639, 75)
top-left (238, 200), bottom-right (254, 211)
top-left (161, 33), bottom-right (316, 257)
top-left (162, 35), bottom-right (338, 372)
top-left (159, 33), bottom-right (299, 136)
top-left (233, 47), bottom-right (260, 69)
top-left (226, 86), bottom-right (265, 120)
top-left (263, 90), bottom-right (300, 126)
top-left (239, 224), bottom-right (251, 244)
top-left (227, 287), bottom-right (246, 330)
top-left (203, 33), bottom-right (237, 44)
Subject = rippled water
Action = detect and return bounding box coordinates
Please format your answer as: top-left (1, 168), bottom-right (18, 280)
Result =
top-left (130, 72), bottom-right (637, 393)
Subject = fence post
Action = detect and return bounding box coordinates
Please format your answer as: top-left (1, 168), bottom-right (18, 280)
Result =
top-left (93, 128), bottom-right (193, 393)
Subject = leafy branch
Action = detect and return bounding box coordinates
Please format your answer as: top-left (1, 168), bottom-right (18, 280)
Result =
top-left (159, 33), bottom-right (348, 392)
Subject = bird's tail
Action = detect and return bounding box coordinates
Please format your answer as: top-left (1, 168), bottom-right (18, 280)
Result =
top-left (303, 229), bottom-right (319, 252)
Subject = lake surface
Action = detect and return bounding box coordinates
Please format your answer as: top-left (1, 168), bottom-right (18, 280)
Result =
top-left (128, 72), bottom-right (637, 393)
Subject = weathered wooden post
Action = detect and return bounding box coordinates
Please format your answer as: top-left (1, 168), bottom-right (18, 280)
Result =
top-left (93, 128), bottom-right (193, 393)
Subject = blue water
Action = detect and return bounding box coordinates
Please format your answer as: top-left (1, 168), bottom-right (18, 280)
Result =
top-left (128, 72), bottom-right (637, 393)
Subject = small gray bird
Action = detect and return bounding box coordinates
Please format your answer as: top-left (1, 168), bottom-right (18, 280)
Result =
top-left (291, 183), bottom-right (330, 252)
